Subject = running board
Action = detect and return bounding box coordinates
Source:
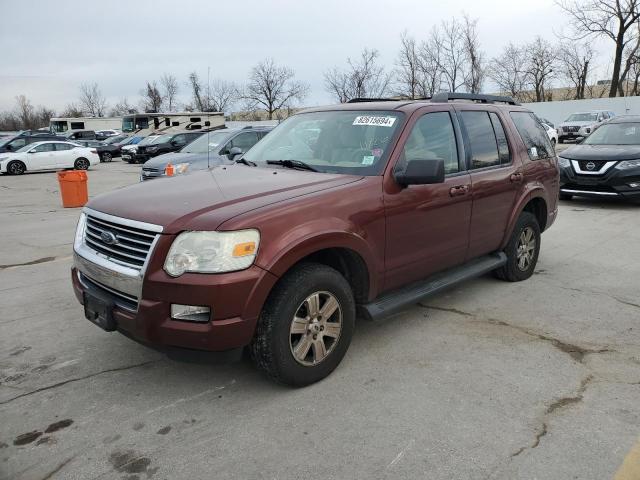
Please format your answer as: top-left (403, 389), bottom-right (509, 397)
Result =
top-left (360, 252), bottom-right (507, 322)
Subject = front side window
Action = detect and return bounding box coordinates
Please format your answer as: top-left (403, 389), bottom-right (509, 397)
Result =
top-left (122, 117), bottom-right (134, 132)
top-left (181, 131), bottom-right (230, 153)
top-left (32, 143), bottom-right (55, 152)
top-left (243, 110), bottom-right (404, 175)
top-left (228, 132), bottom-right (259, 152)
top-left (583, 122), bottom-right (640, 145)
top-left (510, 111), bottom-right (553, 160)
top-left (399, 111), bottom-right (459, 174)
top-left (460, 111), bottom-right (500, 169)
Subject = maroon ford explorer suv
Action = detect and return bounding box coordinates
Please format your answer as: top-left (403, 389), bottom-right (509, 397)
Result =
top-left (71, 93), bottom-right (559, 386)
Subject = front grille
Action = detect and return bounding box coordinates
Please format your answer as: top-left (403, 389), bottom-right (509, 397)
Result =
top-left (577, 160), bottom-right (608, 172)
top-left (141, 167), bottom-right (163, 180)
top-left (563, 126), bottom-right (580, 133)
top-left (563, 183), bottom-right (616, 193)
top-left (78, 272), bottom-right (138, 311)
top-left (84, 215), bottom-right (157, 270)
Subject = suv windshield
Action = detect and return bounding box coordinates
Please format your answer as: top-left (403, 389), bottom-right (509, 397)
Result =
top-left (181, 131), bottom-right (231, 154)
top-left (243, 111), bottom-right (403, 175)
top-left (583, 123), bottom-right (640, 145)
top-left (566, 113), bottom-right (598, 122)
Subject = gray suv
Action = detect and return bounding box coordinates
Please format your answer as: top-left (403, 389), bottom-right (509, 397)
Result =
top-left (557, 110), bottom-right (615, 143)
top-left (140, 126), bottom-right (273, 180)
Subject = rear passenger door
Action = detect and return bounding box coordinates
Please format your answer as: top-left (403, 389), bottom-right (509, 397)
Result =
top-left (456, 108), bottom-right (523, 259)
top-left (53, 142), bottom-right (76, 168)
top-left (383, 108), bottom-right (472, 290)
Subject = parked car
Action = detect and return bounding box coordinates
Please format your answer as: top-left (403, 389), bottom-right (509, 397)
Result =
top-left (95, 129), bottom-right (121, 141)
top-left (0, 132), bottom-right (62, 153)
top-left (558, 115), bottom-right (640, 201)
top-left (97, 135), bottom-right (143, 162)
top-left (557, 110), bottom-right (615, 143)
top-left (71, 93), bottom-right (559, 386)
top-left (542, 123), bottom-right (558, 146)
top-left (0, 141), bottom-right (100, 175)
top-left (140, 126), bottom-right (273, 180)
top-left (64, 130), bottom-right (97, 140)
top-left (121, 135), bottom-right (160, 163)
top-left (132, 131), bottom-right (204, 164)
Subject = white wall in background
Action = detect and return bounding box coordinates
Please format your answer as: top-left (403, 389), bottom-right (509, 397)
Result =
top-left (523, 96), bottom-right (640, 125)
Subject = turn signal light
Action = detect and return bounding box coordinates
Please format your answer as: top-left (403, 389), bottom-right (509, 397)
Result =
top-left (232, 242), bottom-right (256, 257)
top-left (165, 163), bottom-right (175, 176)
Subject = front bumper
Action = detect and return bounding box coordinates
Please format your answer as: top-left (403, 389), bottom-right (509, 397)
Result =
top-left (72, 235), bottom-right (279, 352)
top-left (559, 163), bottom-right (640, 199)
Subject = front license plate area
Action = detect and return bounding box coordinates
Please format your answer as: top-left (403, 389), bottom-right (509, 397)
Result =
top-left (83, 292), bottom-right (116, 331)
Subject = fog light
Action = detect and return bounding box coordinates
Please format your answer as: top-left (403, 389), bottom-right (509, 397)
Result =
top-left (629, 183), bottom-right (640, 188)
top-left (171, 304), bottom-right (210, 322)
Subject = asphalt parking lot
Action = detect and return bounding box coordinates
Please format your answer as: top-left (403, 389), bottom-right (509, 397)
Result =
top-left (1, 157), bottom-right (639, 480)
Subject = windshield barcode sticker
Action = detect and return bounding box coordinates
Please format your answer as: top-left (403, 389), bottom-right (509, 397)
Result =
top-left (353, 116), bottom-right (396, 127)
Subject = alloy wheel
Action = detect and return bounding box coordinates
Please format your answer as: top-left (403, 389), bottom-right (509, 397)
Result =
top-left (289, 291), bottom-right (342, 366)
top-left (516, 226), bottom-right (536, 271)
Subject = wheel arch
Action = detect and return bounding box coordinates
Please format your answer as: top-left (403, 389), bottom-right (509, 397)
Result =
top-left (500, 191), bottom-right (548, 249)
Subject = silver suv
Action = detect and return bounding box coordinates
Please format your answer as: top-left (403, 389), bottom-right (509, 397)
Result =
top-left (557, 110), bottom-right (615, 143)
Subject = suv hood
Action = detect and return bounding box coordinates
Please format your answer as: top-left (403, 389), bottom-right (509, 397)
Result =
top-left (143, 152), bottom-right (226, 169)
top-left (560, 144), bottom-right (640, 161)
top-left (87, 165), bottom-right (363, 233)
top-left (559, 121), bottom-right (594, 128)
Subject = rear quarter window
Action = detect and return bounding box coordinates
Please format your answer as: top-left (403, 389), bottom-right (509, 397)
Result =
top-left (510, 111), bottom-right (553, 160)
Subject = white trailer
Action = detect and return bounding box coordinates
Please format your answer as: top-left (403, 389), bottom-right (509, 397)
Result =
top-left (120, 112), bottom-right (225, 136)
top-left (49, 117), bottom-right (122, 134)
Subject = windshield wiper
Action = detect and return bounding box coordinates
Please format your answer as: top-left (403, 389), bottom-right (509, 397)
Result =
top-left (235, 158), bottom-right (257, 167)
top-left (266, 159), bottom-right (318, 172)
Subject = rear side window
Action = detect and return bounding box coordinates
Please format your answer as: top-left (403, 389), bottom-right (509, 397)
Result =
top-left (489, 112), bottom-right (510, 164)
top-left (55, 143), bottom-right (73, 151)
top-left (510, 111), bottom-right (553, 160)
top-left (459, 111), bottom-right (500, 169)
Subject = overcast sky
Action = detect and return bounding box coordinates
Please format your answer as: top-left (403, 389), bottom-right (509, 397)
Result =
top-left (0, 0), bottom-right (611, 113)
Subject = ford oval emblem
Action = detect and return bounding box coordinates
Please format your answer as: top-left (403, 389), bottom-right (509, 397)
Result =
top-left (586, 161), bottom-right (596, 171)
top-left (100, 230), bottom-right (118, 245)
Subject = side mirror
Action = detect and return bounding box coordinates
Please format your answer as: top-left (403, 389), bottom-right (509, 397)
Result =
top-left (227, 146), bottom-right (243, 160)
top-left (5, 145), bottom-right (12, 151)
top-left (28, 149), bottom-right (37, 153)
top-left (394, 159), bottom-right (445, 187)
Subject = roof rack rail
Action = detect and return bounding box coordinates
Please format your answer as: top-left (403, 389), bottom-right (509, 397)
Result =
top-left (347, 98), bottom-right (401, 103)
top-left (430, 92), bottom-right (520, 105)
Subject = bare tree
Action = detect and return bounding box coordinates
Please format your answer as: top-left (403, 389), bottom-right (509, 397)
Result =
top-left (187, 72), bottom-right (206, 111)
top-left (60, 103), bottom-right (84, 118)
top-left (78, 82), bottom-right (108, 117)
top-left (110, 97), bottom-right (134, 116)
top-left (618, 23), bottom-right (640, 95)
top-left (417, 33), bottom-right (444, 96)
top-left (245, 58), bottom-right (308, 119)
top-left (140, 81), bottom-right (163, 112)
top-left (395, 32), bottom-right (421, 98)
top-left (461, 14), bottom-right (485, 93)
top-left (557, 0), bottom-right (640, 97)
top-left (434, 19), bottom-right (467, 92)
top-left (324, 48), bottom-right (392, 102)
top-left (558, 42), bottom-right (594, 99)
top-left (208, 79), bottom-right (239, 112)
top-left (14, 95), bottom-right (34, 129)
top-left (488, 44), bottom-right (528, 100)
top-left (524, 37), bottom-right (557, 102)
top-left (160, 73), bottom-right (179, 112)
top-left (34, 106), bottom-right (55, 129)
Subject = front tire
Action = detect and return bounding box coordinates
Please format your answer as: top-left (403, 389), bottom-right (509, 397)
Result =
top-left (101, 152), bottom-right (112, 162)
top-left (250, 263), bottom-right (355, 387)
top-left (494, 212), bottom-right (541, 282)
top-left (7, 160), bottom-right (26, 175)
top-left (74, 158), bottom-right (90, 170)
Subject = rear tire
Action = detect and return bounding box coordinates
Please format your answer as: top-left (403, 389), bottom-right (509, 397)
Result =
top-left (250, 263), bottom-right (355, 387)
top-left (101, 152), bottom-right (112, 162)
top-left (74, 158), bottom-right (90, 170)
top-left (494, 212), bottom-right (541, 282)
top-left (7, 160), bottom-right (26, 175)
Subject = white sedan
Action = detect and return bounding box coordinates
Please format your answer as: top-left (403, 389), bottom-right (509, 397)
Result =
top-left (0, 141), bottom-right (100, 175)
top-left (542, 123), bottom-right (558, 146)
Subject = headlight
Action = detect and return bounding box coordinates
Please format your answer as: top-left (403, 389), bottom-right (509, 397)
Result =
top-left (617, 159), bottom-right (640, 169)
top-left (558, 156), bottom-right (570, 168)
top-left (164, 229), bottom-right (260, 276)
top-left (74, 212), bottom-right (87, 252)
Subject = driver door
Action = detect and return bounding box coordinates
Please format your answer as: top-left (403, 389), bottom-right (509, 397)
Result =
top-left (26, 142), bottom-right (57, 170)
top-left (383, 107), bottom-right (472, 291)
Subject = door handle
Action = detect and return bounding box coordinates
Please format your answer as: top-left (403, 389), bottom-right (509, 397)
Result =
top-left (510, 172), bottom-right (523, 183)
top-left (449, 185), bottom-right (469, 197)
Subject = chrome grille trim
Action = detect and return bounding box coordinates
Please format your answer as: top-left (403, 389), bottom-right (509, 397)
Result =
top-left (77, 271), bottom-right (138, 312)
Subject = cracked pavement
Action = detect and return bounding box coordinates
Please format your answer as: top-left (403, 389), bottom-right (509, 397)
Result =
top-left (1, 161), bottom-right (639, 480)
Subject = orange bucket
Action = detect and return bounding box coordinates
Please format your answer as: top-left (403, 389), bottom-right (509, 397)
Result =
top-left (57, 171), bottom-right (88, 208)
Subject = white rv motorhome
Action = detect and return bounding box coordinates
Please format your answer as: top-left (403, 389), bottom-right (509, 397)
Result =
top-left (49, 117), bottom-right (122, 134)
top-left (121, 112), bottom-right (225, 136)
